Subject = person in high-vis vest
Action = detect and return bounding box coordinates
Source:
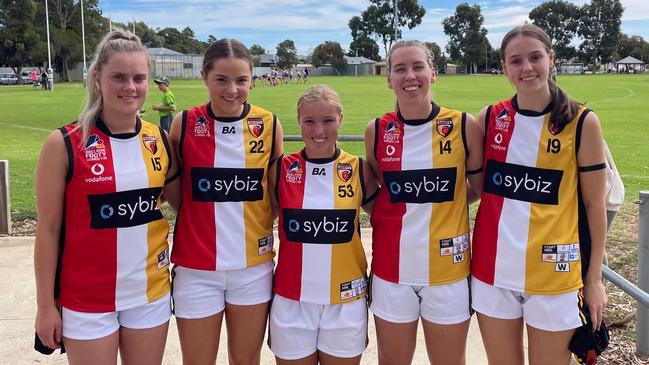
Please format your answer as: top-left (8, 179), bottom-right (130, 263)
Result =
top-left (34, 29), bottom-right (179, 365)
top-left (471, 24), bottom-right (608, 365)
top-left (168, 38), bottom-right (284, 365)
top-left (364, 40), bottom-right (484, 365)
top-left (269, 85), bottom-right (378, 364)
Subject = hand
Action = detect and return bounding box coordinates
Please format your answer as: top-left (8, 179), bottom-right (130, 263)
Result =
top-left (584, 277), bottom-right (608, 331)
top-left (35, 305), bottom-right (62, 349)
top-left (152, 104), bottom-right (159, 111)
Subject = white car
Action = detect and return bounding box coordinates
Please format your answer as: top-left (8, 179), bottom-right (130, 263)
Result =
top-left (0, 73), bottom-right (18, 85)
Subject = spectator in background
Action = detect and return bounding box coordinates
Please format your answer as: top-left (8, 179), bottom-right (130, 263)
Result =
top-left (152, 76), bottom-right (175, 132)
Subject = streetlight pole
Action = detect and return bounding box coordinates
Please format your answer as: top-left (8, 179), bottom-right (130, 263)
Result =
top-left (81, 0), bottom-right (88, 87)
top-left (44, 0), bottom-right (53, 91)
top-left (394, 0), bottom-right (398, 43)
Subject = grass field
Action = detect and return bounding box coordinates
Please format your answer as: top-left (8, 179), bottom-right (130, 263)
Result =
top-left (0, 74), bottom-right (647, 221)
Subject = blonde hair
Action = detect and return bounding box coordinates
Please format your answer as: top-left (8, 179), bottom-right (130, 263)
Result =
top-left (387, 40), bottom-right (434, 76)
top-left (77, 29), bottom-right (149, 145)
top-left (296, 84), bottom-right (343, 119)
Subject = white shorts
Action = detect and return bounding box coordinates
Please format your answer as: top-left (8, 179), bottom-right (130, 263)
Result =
top-left (172, 261), bottom-right (273, 319)
top-left (269, 294), bottom-right (368, 360)
top-left (370, 275), bottom-right (470, 325)
top-left (471, 277), bottom-right (582, 331)
top-left (61, 293), bottom-right (171, 340)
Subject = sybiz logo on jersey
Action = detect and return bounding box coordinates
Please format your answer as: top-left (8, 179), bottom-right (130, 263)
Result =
top-left (484, 159), bottom-right (563, 205)
top-left (383, 121), bottom-right (401, 143)
top-left (142, 134), bottom-right (158, 154)
top-left (382, 168), bottom-right (456, 203)
top-left (247, 118), bottom-right (264, 138)
top-left (337, 163), bottom-right (353, 182)
top-left (88, 187), bottom-right (163, 228)
top-left (283, 208), bottom-right (356, 244)
top-left (286, 160), bottom-right (303, 183)
top-left (191, 167), bottom-right (264, 202)
top-left (194, 115), bottom-right (211, 137)
top-left (84, 134), bottom-right (107, 161)
top-left (436, 118), bottom-right (453, 137)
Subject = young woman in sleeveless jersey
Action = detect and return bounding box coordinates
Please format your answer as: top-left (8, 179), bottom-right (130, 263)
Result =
top-left (168, 39), bottom-right (284, 364)
top-left (34, 29), bottom-right (179, 365)
top-left (268, 85), bottom-right (378, 365)
top-left (364, 40), bottom-right (484, 365)
top-left (471, 24), bottom-right (608, 365)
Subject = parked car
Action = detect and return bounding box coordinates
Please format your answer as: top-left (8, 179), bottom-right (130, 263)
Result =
top-left (21, 71), bottom-right (33, 84)
top-left (0, 73), bottom-right (18, 85)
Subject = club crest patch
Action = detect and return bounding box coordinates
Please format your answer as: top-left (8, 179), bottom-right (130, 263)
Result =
top-left (247, 118), bottom-right (264, 138)
top-left (142, 134), bottom-right (158, 154)
top-left (436, 118), bottom-right (453, 137)
top-left (337, 163), bottom-right (353, 182)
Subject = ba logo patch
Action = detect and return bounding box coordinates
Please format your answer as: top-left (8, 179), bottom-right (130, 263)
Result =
top-left (337, 163), bottom-right (353, 182)
top-left (247, 118), bottom-right (264, 138)
top-left (436, 118), bottom-right (453, 137)
top-left (286, 160), bottom-right (303, 183)
top-left (142, 134), bottom-right (158, 154)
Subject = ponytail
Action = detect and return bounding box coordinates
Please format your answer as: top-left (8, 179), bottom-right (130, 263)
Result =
top-left (548, 79), bottom-right (581, 133)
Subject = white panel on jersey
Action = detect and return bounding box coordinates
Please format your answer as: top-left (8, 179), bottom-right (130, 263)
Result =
top-left (494, 114), bottom-right (544, 290)
top-left (399, 123), bottom-right (433, 284)
top-left (300, 161), bottom-right (334, 304)
top-left (213, 120), bottom-right (246, 270)
top-left (111, 137), bottom-right (149, 309)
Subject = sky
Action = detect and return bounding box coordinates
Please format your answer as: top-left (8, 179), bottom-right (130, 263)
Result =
top-left (102, 0), bottom-right (649, 57)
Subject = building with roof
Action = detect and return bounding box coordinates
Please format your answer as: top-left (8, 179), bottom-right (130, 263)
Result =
top-left (614, 56), bottom-right (645, 73)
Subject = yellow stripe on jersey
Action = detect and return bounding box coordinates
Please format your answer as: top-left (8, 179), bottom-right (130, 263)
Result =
top-left (428, 107), bottom-right (470, 285)
top-left (330, 153), bottom-right (366, 304)
top-left (138, 121), bottom-right (170, 302)
top-left (243, 105), bottom-right (276, 267)
top-left (525, 110), bottom-right (583, 294)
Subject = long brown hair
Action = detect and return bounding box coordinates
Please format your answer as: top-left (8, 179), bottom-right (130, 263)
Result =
top-left (201, 39), bottom-right (253, 77)
top-left (501, 24), bottom-right (581, 131)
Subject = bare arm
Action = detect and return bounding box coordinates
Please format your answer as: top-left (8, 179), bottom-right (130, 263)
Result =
top-left (361, 159), bottom-right (379, 215)
top-left (163, 113), bottom-right (184, 211)
top-left (34, 130), bottom-right (67, 349)
top-left (465, 111), bottom-right (485, 204)
top-left (577, 111), bottom-right (608, 331)
top-left (364, 119), bottom-right (381, 185)
top-left (268, 159), bottom-right (280, 219)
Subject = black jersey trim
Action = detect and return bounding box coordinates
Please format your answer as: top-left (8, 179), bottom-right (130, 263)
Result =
top-left (484, 105), bottom-right (492, 148)
top-left (270, 114), bottom-right (278, 164)
top-left (58, 127), bottom-right (74, 183)
top-left (300, 146), bottom-right (341, 164)
top-left (158, 126), bottom-right (173, 174)
top-left (512, 94), bottom-right (552, 116)
top-left (275, 155), bottom-right (283, 202)
top-left (575, 109), bottom-right (591, 155)
top-left (466, 167), bottom-right (483, 175)
top-left (179, 110), bottom-right (188, 160)
top-left (206, 102), bottom-right (251, 122)
top-left (358, 157), bottom-right (368, 204)
top-left (363, 189), bottom-right (379, 206)
top-left (165, 170), bottom-right (181, 185)
top-left (461, 112), bottom-right (469, 159)
top-left (373, 118), bottom-right (380, 161)
top-left (397, 102), bottom-right (441, 126)
top-left (95, 116), bottom-right (142, 139)
top-left (578, 163), bottom-right (606, 172)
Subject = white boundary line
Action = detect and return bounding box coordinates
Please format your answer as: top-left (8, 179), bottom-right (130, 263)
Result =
top-left (586, 87), bottom-right (635, 106)
top-left (0, 123), bottom-right (50, 132)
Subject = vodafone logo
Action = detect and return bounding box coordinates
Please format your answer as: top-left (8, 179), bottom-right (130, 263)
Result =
top-left (494, 133), bottom-right (503, 144)
top-left (91, 163), bottom-right (105, 176)
top-left (386, 145), bottom-right (395, 156)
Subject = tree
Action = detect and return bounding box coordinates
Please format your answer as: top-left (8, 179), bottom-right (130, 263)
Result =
top-left (132, 21), bottom-right (164, 48)
top-left (424, 42), bottom-right (446, 71)
top-left (529, 0), bottom-right (579, 62)
top-left (311, 41), bottom-right (347, 71)
top-left (616, 34), bottom-right (649, 62)
top-left (0, 0), bottom-right (48, 83)
top-left (578, 0), bottom-right (624, 69)
top-left (206, 35), bottom-right (218, 46)
top-left (348, 36), bottom-right (380, 61)
top-left (353, 0), bottom-right (426, 56)
top-left (157, 27), bottom-right (183, 51)
top-left (249, 44), bottom-right (266, 67)
top-left (442, 3), bottom-right (489, 73)
top-left (276, 39), bottom-right (298, 69)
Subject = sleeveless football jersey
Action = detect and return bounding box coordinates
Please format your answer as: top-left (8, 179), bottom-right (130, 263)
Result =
top-left (172, 103), bottom-right (277, 271)
top-left (371, 104), bottom-right (470, 285)
top-left (472, 96), bottom-right (590, 294)
top-left (59, 118), bottom-right (171, 313)
top-left (274, 148), bottom-right (368, 305)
